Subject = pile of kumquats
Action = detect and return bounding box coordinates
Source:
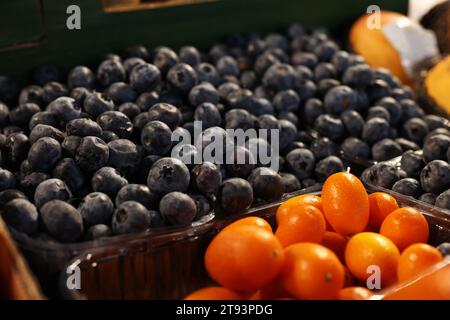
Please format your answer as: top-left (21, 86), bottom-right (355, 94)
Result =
top-left (185, 172), bottom-right (448, 300)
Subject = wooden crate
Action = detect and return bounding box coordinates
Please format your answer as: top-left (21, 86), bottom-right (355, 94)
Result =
top-left (0, 218), bottom-right (44, 300)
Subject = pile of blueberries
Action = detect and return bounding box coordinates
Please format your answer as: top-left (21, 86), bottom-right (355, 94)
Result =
top-left (363, 121), bottom-right (450, 211)
top-left (0, 23), bottom-right (447, 244)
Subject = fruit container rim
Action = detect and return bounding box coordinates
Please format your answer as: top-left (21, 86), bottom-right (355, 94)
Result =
top-left (10, 184), bottom-right (324, 255)
top-left (59, 183), bottom-right (450, 300)
top-left (369, 255), bottom-right (450, 300)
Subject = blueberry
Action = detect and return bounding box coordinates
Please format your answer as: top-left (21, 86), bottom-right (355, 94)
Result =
top-left (105, 82), bottom-right (136, 105)
top-left (194, 103), bottom-right (222, 129)
top-left (225, 146), bottom-right (256, 178)
top-left (196, 63), bottom-right (221, 86)
top-left (85, 224), bottom-right (112, 240)
top-left (315, 155), bottom-right (345, 182)
top-left (355, 90), bottom-right (370, 112)
top-left (101, 131), bottom-right (119, 144)
top-left (217, 178), bottom-right (253, 215)
top-left (0, 76), bottom-right (19, 106)
top-left (53, 158), bottom-right (85, 195)
top-left (40, 200), bottom-right (83, 242)
top-left (280, 172), bottom-right (302, 193)
top-left (153, 47), bottom-right (179, 75)
top-left (263, 64), bottom-right (296, 92)
top-left (362, 117), bottom-right (391, 145)
top-left (313, 41), bottom-right (339, 62)
top-left (156, 192), bottom-right (196, 226)
top-left (310, 137), bottom-right (338, 160)
top-left (179, 46), bottom-right (201, 66)
top-left (0, 168), bottom-right (17, 191)
top-left (423, 115), bottom-right (449, 131)
top-left (367, 106), bottom-right (391, 123)
top-left (340, 110), bottom-right (364, 137)
top-left (256, 114), bottom-right (280, 133)
top-left (133, 112), bottom-right (152, 132)
top-left (33, 64), bottom-right (63, 86)
top-left (314, 62), bottom-right (337, 81)
top-left (20, 172), bottom-right (50, 197)
top-left (402, 118), bottom-right (428, 145)
top-left (437, 243), bottom-right (450, 256)
top-left (317, 78), bottom-right (340, 98)
top-left (265, 33), bottom-right (289, 51)
top-left (279, 112), bottom-right (298, 127)
top-left (377, 97), bottom-right (402, 125)
top-left (134, 155), bottom-right (161, 184)
top-left (61, 135), bottom-right (81, 157)
top-left (342, 64), bottom-right (373, 88)
top-left (371, 139), bottom-right (403, 162)
top-left (423, 134), bottom-right (450, 163)
top-left (291, 52), bottom-right (317, 69)
top-left (97, 111), bottom-right (133, 138)
top-left (3, 126), bottom-right (24, 135)
top-left (97, 59), bottom-right (125, 87)
top-left (400, 151), bottom-right (425, 178)
top-left (77, 192), bottom-right (114, 228)
top-left (189, 82), bottom-right (219, 107)
top-left (368, 162), bottom-right (400, 189)
top-left (188, 193), bottom-right (211, 219)
top-left (70, 87), bottom-right (91, 106)
top-left (314, 114), bottom-right (345, 141)
top-left (420, 160), bottom-right (450, 194)
top-left (9, 103), bottom-right (41, 127)
top-left (341, 137), bottom-right (371, 160)
top-left (419, 193), bottom-right (437, 206)
top-left (279, 119), bottom-right (297, 151)
top-left (167, 63), bottom-right (198, 94)
top-left (331, 50), bottom-right (351, 74)
top-left (18, 85), bottom-right (44, 106)
top-left (82, 91), bottom-right (114, 118)
top-left (65, 118), bottom-right (101, 138)
top-left (240, 70), bottom-right (258, 90)
top-left (67, 66), bottom-right (96, 90)
top-left (123, 57), bottom-right (146, 75)
top-left (75, 136), bottom-right (109, 172)
top-left (129, 63), bottom-right (161, 93)
top-left (34, 178), bottom-right (72, 208)
top-left (273, 90), bottom-right (300, 113)
top-left (399, 99), bottom-right (424, 121)
top-left (107, 139), bottom-right (141, 177)
top-left (147, 157), bottom-right (190, 195)
top-left (189, 162), bottom-right (221, 197)
top-left (42, 81), bottom-right (68, 105)
top-left (395, 138), bottom-right (420, 152)
top-left (117, 102), bottom-right (140, 120)
top-left (286, 148), bottom-right (316, 180)
top-left (248, 167), bottom-right (284, 202)
top-left (294, 65), bottom-right (314, 82)
top-left (136, 91), bottom-right (159, 112)
top-left (29, 111), bottom-right (57, 130)
top-left (0, 102), bottom-right (9, 127)
top-left (224, 109), bottom-right (254, 130)
top-left (115, 184), bottom-right (158, 211)
top-left (1, 199), bottom-right (38, 235)
top-left (303, 98), bottom-right (324, 125)
top-left (46, 97), bottom-right (81, 126)
top-left (427, 128), bottom-right (450, 140)
top-left (392, 178), bottom-right (422, 198)
top-left (122, 44), bottom-right (149, 60)
top-left (141, 121), bottom-right (172, 156)
top-left (434, 190), bottom-right (450, 210)
top-left (0, 189), bottom-right (27, 210)
top-left (147, 103), bottom-right (181, 130)
top-left (216, 56), bottom-right (240, 77)
top-left (367, 79), bottom-right (390, 102)
top-left (28, 137), bottom-right (61, 172)
top-left (92, 167), bottom-right (128, 199)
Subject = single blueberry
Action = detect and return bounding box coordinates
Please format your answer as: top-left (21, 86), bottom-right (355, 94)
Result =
top-left (91, 167), bottom-right (128, 199)
top-left (129, 63), bottom-right (161, 93)
top-left (314, 114), bottom-right (345, 141)
top-left (9, 103), bottom-right (41, 127)
top-left (367, 162), bottom-right (400, 189)
top-left (314, 155), bottom-right (345, 182)
top-left (436, 189), bottom-right (450, 211)
top-left (75, 136), bottom-right (109, 172)
top-left (147, 157), bottom-right (190, 195)
top-left (78, 192), bottom-right (114, 227)
top-left (310, 137), bottom-right (338, 160)
top-left (167, 63), bottom-right (198, 94)
top-left (34, 178), bottom-right (72, 208)
top-left (400, 151), bottom-right (425, 178)
top-left (402, 118), bottom-right (429, 145)
top-left (371, 139), bottom-right (403, 162)
top-left (419, 193), bottom-right (437, 206)
top-left (420, 160), bottom-right (450, 194)
top-left (67, 66), bottom-right (96, 90)
top-left (361, 117), bottom-right (391, 145)
top-left (248, 167), bottom-right (284, 202)
top-left (53, 158), bottom-right (85, 196)
top-left (392, 178), bottom-right (422, 198)
top-left (28, 137), bottom-right (62, 173)
top-left (286, 148), bottom-right (316, 180)
top-left (115, 184), bottom-right (158, 210)
top-left (217, 178), bottom-right (253, 215)
top-left (97, 59), bottom-right (126, 87)
top-left (159, 192), bottom-right (197, 226)
top-left (1, 199), bottom-right (38, 235)
top-left (423, 134), bottom-right (450, 163)
top-left (40, 200), bottom-right (84, 242)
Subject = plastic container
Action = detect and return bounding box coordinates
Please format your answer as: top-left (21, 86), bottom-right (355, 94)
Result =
top-left (60, 184), bottom-right (450, 300)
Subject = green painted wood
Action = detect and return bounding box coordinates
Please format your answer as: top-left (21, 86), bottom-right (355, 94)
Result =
top-left (0, 0), bottom-right (407, 83)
